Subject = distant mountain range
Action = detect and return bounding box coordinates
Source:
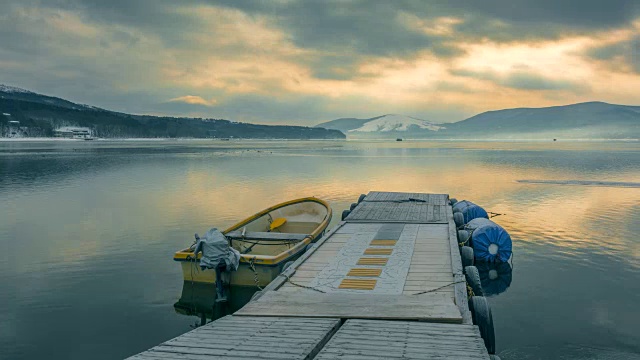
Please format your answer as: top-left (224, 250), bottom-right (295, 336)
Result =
top-left (3, 83), bottom-right (638, 140)
top-left (317, 102), bottom-right (640, 139)
top-left (0, 85), bottom-right (345, 139)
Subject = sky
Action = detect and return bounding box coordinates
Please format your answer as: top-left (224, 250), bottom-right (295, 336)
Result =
top-left (1, 0), bottom-right (639, 125)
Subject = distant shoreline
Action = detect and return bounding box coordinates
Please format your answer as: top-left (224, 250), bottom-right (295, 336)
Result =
top-left (1, 137), bottom-right (637, 142)
top-left (0, 137), bottom-right (347, 142)
top-left (345, 138), bottom-right (640, 142)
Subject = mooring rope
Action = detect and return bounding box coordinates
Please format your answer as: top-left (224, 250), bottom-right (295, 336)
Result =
top-left (280, 272), bottom-right (327, 293)
top-left (279, 272), bottom-right (467, 296)
top-left (248, 257), bottom-right (263, 291)
top-left (487, 211), bottom-right (505, 218)
top-left (410, 280), bottom-right (467, 296)
top-left (363, 198), bottom-right (428, 204)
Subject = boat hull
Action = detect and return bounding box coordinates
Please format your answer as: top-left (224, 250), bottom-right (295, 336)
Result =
top-left (179, 254), bottom-right (294, 287)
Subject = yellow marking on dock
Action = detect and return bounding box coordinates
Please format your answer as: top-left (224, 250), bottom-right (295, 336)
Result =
top-left (347, 268), bottom-right (383, 277)
top-left (339, 278), bottom-right (377, 290)
top-left (357, 257), bottom-right (389, 266)
top-left (370, 239), bottom-right (397, 246)
top-left (364, 248), bottom-right (394, 255)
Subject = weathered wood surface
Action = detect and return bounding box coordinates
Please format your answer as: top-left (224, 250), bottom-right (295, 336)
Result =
top-left (447, 204), bottom-right (474, 325)
top-left (277, 221), bottom-right (457, 299)
top-left (235, 291), bottom-right (463, 323)
top-left (314, 319), bottom-right (490, 359)
top-left (346, 192), bottom-right (449, 223)
top-left (251, 221), bottom-right (348, 301)
top-left (302, 223), bottom-right (417, 294)
top-left (127, 316), bottom-right (341, 360)
top-left (364, 192), bottom-right (448, 204)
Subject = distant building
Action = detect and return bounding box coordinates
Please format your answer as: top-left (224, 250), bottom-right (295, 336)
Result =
top-left (7, 120), bottom-right (21, 138)
top-left (54, 126), bottom-right (93, 139)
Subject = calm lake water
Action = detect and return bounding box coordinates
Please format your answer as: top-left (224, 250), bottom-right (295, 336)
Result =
top-left (1, 139), bottom-right (639, 360)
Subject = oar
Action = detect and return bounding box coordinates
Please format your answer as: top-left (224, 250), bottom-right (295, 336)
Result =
top-left (269, 217), bottom-right (287, 232)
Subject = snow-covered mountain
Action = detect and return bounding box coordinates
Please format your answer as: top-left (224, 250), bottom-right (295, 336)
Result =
top-left (316, 102), bottom-right (640, 139)
top-left (0, 84), bottom-right (97, 110)
top-left (351, 114), bottom-right (444, 132)
top-left (316, 114), bottom-right (444, 136)
top-left (0, 84), bottom-right (33, 94)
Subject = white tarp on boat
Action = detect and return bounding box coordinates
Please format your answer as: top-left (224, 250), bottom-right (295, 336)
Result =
top-left (194, 228), bottom-right (240, 271)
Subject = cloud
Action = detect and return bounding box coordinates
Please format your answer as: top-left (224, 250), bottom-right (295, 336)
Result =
top-left (0, 1), bottom-right (640, 125)
top-left (215, 0), bottom-right (640, 47)
top-left (586, 34), bottom-right (640, 73)
top-left (168, 95), bottom-right (217, 106)
top-left (501, 73), bottom-right (587, 91)
top-left (455, 0), bottom-right (639, 29)
top-left (452, 69), bottom-right (587, 92)
top-left (398, 13), bottom-right (464, 36)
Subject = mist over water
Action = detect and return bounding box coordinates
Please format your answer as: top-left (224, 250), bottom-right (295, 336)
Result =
top-left (1, 140), bottom-right (639, 359)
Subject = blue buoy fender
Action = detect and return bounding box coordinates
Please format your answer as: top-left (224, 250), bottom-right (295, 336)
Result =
top-left (470, 219), bottom-right (512, 263)
top-left (465, 218), bottom-right (494, 230)
top-left (477, 261), bottom-right (513, 296)
top-left (453, 200), bottom-right (489, 224)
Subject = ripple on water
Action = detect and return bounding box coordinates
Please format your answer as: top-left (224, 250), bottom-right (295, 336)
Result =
top-left (517, 179), bottom-right (640, 188)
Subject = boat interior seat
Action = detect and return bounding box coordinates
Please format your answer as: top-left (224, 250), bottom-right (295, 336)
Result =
top-left (225, 230), bottom-right (310, 242)
top-left (277, 221), bottom-right (321, 234)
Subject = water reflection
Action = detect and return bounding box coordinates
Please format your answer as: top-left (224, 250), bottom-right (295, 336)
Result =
top-left (1, 140), bottom-right (639, 360)
top-left (174, 281), bottom-right (257, 325)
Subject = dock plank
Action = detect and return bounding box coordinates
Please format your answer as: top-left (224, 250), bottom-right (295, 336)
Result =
top-left (236, 291), bottom-right (462, 322)
top-left (296, 223), bottom-right (418, 294)
top-left (346, 192), bottom-right (449, 223)
top-left (127, 316), bottom-right (340, 360)
top-left (447, 204), bottom-right (474, 325)
top-left (314, 319), bottom-right (490, 360)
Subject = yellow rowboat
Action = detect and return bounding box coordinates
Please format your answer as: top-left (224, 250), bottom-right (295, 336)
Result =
top-left (173, 197), bottom-right (332, 287)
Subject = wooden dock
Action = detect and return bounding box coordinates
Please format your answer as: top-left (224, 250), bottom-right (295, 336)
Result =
top-left (129, 192), bottom-right (494, 359)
